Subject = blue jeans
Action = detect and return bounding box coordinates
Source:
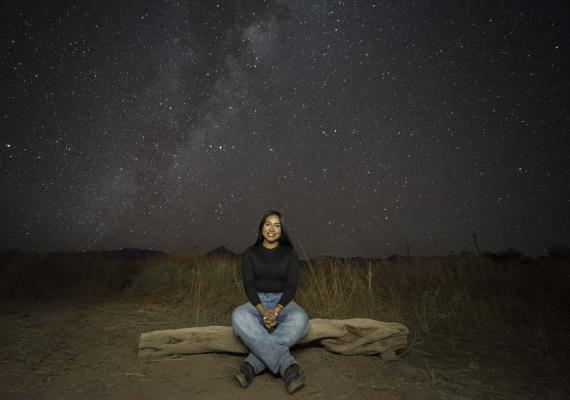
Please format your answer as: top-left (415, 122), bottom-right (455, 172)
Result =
top-left (231, 292), bottom-right (310, 376)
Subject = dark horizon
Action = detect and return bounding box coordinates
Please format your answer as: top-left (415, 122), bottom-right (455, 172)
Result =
top-left (2, 241), bottom-right (569, 261)
top-left (2, 1), bottom-right (568, 259)
top-left (0, 235), bottom-right (568, 259)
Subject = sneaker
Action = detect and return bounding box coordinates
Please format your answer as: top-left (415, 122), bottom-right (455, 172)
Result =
top-left (235, 361), bottom-right (256, 388)
top-left (282, 363), bottom-right (305, 394)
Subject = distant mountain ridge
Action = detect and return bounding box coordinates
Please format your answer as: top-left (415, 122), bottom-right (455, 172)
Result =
top-left (205, 246), bottom-right (238, 258)
top-left (103, 248), bottom-right (168, 261)
top-left (0, 247), bottom-right (167, 262)
top-left (2, 244), bottom-right (568, 263)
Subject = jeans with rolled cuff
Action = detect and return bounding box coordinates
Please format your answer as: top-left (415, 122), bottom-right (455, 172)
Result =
top-left (231, 292), bottom-right (310, 376)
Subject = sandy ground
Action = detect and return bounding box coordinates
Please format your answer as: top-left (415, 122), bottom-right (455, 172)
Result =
top-left (0, 297), bottom-right (568, 400)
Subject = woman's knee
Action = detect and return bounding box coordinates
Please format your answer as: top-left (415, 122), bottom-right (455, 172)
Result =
top-left (231, 303), bottom-right (256, 330)
top-left (298, 307), bottom-right (310, 334)
top-left (302, 312), bottom-right (310, 335)
top-left (231, 304), bottom-right (247, 330)
top-left (285, 304), bottom-right (309, 327)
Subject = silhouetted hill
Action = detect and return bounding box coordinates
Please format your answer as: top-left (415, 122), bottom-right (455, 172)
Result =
top-left (309, 254), bottom-right (372, 266)
top-left (206, 246), bottom-right (238, 258)
top-left (311, 254), bottom-right (342, 264)
top-left (0, 248), bottom-right (168, 262)
top-left (102, 247), bottom-right (168, 261)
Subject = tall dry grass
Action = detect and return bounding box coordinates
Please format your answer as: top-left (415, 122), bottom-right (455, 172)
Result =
top-left (126, 255), bottom-right (244, 325)
top-left (2, 250), bottom-right (568, 345)
top-left (124, 252), bottom-right (570, 344)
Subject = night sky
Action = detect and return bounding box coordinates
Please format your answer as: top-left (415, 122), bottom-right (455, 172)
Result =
top-left (1, 1), bottom-right (568, 258)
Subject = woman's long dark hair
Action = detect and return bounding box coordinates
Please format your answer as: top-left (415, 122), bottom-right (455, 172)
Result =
top-left (253, 210), bottom-right (294, 249)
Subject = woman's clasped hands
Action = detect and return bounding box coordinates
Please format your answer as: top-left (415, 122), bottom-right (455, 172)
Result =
top-left (259, 304), bottom-right (284, 330)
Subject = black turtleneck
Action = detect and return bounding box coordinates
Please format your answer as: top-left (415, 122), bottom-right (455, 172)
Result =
top-left (240, 244), bottom-right (301, 307)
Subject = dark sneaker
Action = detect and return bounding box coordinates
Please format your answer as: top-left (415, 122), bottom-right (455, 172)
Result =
top-left (282, 363), bottom-right (305, 394)
top-left (235, 361), bottom-right (256, 388)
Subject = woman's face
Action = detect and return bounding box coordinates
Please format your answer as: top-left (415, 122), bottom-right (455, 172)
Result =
top-left (262, 214), bottom-right (282, 244)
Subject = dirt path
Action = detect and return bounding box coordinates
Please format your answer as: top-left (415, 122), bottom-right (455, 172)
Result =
top-left (0, 299), bottom-right (568, 399)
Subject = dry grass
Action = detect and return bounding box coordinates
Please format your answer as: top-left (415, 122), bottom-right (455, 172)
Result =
top-left (122, 252), bottom-right (570, 345)
top-left (126, 255), bottom-right (244, 325)
top-left (1, 250), bottom-right (568, 343)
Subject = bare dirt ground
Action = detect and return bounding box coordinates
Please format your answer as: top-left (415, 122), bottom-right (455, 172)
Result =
top-left (1, 297), bottom-right (568, 400)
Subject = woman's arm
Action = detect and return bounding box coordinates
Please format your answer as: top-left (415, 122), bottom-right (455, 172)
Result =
top-left (241, 249), bottom-right (262, 307)
top-left (276, 250), bottom-right (300, 308)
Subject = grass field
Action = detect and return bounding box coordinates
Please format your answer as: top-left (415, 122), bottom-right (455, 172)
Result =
top-left (1, 249), bottom-right (569, 399)
top-left (2, 249), bottom-right (568, 342)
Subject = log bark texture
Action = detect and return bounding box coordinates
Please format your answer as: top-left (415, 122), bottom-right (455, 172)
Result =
top-left (138, 318), bottom-right (408, 361)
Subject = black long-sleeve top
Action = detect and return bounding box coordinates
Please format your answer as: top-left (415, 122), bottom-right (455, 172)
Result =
top-left (240, 244), bottom-right (301, 307)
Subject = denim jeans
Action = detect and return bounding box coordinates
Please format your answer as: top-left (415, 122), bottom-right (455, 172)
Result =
top-left (231, 292), bottom-right (310, 376)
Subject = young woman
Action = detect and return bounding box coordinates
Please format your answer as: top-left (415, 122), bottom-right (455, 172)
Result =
top-left (231, 210), bottom-right (310, 394)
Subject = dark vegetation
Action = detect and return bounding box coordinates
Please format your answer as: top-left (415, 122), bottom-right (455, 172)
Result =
top-left (1, 245), bottom-right (569, 341)
top-left (1, 245), bottom-right (569, 398)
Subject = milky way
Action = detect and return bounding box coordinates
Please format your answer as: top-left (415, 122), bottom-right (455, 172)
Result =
top-left (2, 1), bottom-right (568, 258)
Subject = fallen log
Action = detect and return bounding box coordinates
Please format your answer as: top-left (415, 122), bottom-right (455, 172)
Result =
top-left (139, 318), bottom-right (408, 361)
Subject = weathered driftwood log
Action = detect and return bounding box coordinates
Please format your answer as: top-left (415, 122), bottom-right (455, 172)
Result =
top-left (139, 318), bottom-right (408, 361)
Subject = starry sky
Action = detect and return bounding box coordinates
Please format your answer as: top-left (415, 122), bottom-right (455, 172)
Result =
top-left (1, 1), bottom-right (568, 258)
